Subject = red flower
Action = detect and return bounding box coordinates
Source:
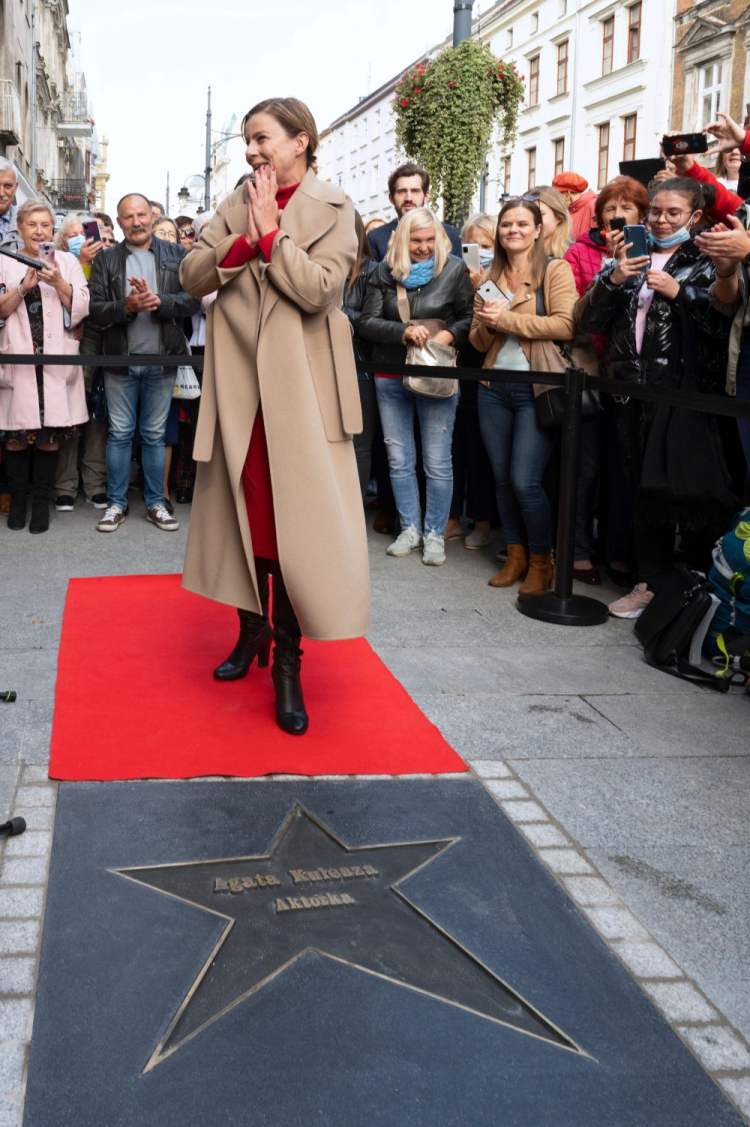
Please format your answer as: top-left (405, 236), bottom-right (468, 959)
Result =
top-left (414, 86), bottom-right (420, 93)
top-left (401, 99), bottom-right (409, 107)
top-left (449, 80), bottom-right (457, 88)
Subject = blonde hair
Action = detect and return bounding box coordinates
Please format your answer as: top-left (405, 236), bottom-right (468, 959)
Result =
top-left (54, 215), bottom-right (85, 250)
top-left (386, 206), bottom-right (451, 282)
top-left (533, 186), bottom-right (572, 258)
top-left (16, 200), bottom-right (55, 229)
top-left (461, 212), bottom-right (496, 245)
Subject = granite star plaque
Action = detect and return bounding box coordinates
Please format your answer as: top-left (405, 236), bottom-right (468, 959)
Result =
top-left (115, 805), bottom-right (580, 1071)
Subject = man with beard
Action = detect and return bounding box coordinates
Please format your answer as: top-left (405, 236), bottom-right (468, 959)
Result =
top-left (87, 193), bottom-right (199, 533)
top-left (367, 162), bottom-right (462, 261)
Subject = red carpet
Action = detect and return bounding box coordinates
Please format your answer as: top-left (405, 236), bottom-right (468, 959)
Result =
top-left (49, 575), bottom-right (467, 781)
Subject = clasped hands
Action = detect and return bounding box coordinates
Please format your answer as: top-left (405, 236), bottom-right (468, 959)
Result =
top-left (126, 276), bottom-right (161, 314)
top-left (246, 165), bottom-right (283, 247)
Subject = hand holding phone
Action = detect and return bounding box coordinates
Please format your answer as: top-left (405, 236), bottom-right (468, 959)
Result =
top-left (477, 278), bottom-right (504, 303)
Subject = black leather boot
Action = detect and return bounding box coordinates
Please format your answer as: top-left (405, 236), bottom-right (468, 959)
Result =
top-left (4, 447), bottom-right (30, 531)
top-left (213, 566), bottom-right (272, 681)
top-left (268, 562), bottom-right (308, 736)
top-left (29, 448), bottom-right (59, 534)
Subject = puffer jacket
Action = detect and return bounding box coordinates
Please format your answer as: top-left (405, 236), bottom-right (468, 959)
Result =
top-left (358, 255), bottom-right (475, 369)
top-left (564, 228), bottom-right (610, 361)
top-left (575, 238), bottom-right (729, 394)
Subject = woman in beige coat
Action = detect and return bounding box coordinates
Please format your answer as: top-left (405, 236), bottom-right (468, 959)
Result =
top-left (180, 97), bottom-right (370, 736)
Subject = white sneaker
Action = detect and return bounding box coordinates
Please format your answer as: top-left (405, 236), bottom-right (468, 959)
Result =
top-left (386, 527), bottom-right (423, 557)
top-left (422, 532), bottom-right (446, 566)
top-left (609, 583), bottom-right (653, 619)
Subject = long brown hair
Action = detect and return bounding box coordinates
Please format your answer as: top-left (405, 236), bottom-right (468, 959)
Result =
top-left (348, 211), bottom-right (372, 292)
top-left (489, 198), bottom-right (548, 291)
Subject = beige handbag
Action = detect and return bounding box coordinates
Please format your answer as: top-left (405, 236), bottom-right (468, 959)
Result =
top-left (396, 284), bottom-right (459, 399)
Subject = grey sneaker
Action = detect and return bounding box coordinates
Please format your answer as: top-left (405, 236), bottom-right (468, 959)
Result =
top-left (147, 504), bottom-right (179, 532)
top-left (464, 528), bottom-right (493, 550)
top-left (386, 526), bottom-right (423, 557)
top-left (422, 532), bottom-right (446, 566)
top-left (96, 505), bottom-right (126, 533)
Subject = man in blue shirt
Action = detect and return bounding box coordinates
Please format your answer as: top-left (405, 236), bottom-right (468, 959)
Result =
top-left (367, 162), bottom-right (462, 262)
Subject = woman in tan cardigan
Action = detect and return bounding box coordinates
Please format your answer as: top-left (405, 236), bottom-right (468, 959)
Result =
top-left (469, 197), bottom-right (577, 593)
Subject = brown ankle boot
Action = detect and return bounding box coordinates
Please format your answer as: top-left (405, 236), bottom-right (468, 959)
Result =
top-left (519, 552), bottom-right (555, 595)
top-left (488, 544), bottom-right (529, 588)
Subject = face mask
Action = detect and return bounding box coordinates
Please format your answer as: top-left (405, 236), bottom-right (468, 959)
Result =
top-left (649, 213), bottom-right (695, 250)
top-left (67, 235), bottom-right (85, 258)
top-left (479, 249), bottom-right (494, 268)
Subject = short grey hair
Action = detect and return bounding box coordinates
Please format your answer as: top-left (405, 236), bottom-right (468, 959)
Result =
top-left (16, 200), bottom-right (55, 228)
top-left (0, 158), bottom-right (16, 179)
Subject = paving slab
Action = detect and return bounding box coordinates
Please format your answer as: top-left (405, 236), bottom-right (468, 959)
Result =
top-left (582, 693), bottom-right (750, 758)
top-left (24, 779), bottom-right (743, 1127)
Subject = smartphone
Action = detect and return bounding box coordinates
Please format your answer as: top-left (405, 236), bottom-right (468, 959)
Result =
top-left (462, 242), bottom-right (481, 273)
top-left (82, 219), bottom-right (101, 243)
top-left (477, 278), bottom-right (504, 303)
top-left (39, 242), bottom-right (56, 265)
top-left (609, 217), bottom-right (626, 233)
top-left (662, 133), bottom-right (708, 157)
top-left (623, 224), bottom-right (649, 268)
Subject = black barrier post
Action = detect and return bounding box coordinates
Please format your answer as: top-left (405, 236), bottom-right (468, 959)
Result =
top-left (517, 366), bottom-right (609, 627)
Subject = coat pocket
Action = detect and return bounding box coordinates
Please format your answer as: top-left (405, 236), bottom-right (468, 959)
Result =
top-left (327, 309), bottom-right (363, 436)
top-left (307, 348), bottom-right (348, 442)
top-left (0, 342), bottom-right (14, 389)
top-left (61, 336), bottom-right (82, 385)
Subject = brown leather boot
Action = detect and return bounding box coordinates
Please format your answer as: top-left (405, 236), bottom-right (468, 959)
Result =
top-left (519, 552), bottom-right (555, 595)
top-left (488, 544), bottom-right (529, 588)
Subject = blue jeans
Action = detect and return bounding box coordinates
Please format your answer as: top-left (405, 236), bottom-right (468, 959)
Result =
top-left (104, 366), bottom-right (175, 510)
top-left (736, 334), bottom-right (750, 471)
top-left (375, 377), bottom-right (459, 536)
top-left (478, 380), bottom-right (556, 554)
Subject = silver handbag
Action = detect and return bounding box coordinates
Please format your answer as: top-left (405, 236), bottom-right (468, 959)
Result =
top-left (397, 285), bottom-right (460, 399)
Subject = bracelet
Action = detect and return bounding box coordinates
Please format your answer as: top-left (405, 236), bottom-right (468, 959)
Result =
top-left (17, 284), bottom-right (25, 298)
top-left (716, 269), bottom-right (738, 279)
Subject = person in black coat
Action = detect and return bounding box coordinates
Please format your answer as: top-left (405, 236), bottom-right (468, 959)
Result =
top-left (576, 177), bottom-right (735, 616)
top-left (342, 212), bottom-right (378, 498)
top-left (367, 162), bottom-right (461, 263)
top-left (358, 207), bottom-right (474, 567)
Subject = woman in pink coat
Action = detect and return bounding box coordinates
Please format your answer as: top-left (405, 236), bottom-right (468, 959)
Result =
top-left (0, 200), bottom-right (89, 532)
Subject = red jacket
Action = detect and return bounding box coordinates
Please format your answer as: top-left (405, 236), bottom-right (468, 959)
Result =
top-left (564, 229), bottom-right (608, 360)
top-left (682, 161), bottom-right (742, 220)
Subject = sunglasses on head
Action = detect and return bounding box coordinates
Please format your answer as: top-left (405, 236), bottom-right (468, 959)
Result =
top-left (502, 193), bottom-right (539, 205)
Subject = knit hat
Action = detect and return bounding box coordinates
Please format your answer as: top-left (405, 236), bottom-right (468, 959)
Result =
top-left (552, 172), bottom-right (589, 193)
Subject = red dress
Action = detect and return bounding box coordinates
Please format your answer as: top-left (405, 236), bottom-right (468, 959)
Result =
top-left (219, 183), bottom-right (300, 559)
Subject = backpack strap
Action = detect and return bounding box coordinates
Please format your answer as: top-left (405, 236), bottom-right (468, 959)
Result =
top-left (645, 652), bottom-right (745, 693)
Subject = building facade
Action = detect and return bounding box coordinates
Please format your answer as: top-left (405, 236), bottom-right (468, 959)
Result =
top-left (317, 0), bottom-right (676, 221)
top-left (0, 1), bottom-right (100, 216)
top-left (672, 0), bottom-right (750, 135)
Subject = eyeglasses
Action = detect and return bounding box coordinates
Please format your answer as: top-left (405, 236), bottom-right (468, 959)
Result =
top-left (647, 208), bottom-right (690, 224)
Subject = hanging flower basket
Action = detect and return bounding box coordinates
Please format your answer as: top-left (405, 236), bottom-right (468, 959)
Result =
top-left (392, 39), bottom-right (525, 225)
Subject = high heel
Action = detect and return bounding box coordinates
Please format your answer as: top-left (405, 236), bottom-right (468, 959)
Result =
top-left (214, 611), bottom-right (273, 680)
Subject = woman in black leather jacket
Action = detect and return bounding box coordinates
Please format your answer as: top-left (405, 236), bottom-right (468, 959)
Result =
top-left (358, 207), bottom-right (474, 567)
top-left (576, 178), bottom-right (735, 617)
top-left (342, 213), bottom-right (377, 498)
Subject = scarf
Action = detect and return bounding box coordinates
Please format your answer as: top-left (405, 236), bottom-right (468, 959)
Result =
top-left (402, 257), bottom-right (436, 289)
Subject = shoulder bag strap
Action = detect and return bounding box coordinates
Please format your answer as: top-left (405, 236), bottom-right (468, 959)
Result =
top-left (396, 284), bottom-right (412, 325)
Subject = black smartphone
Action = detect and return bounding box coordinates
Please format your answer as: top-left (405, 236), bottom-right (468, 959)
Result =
top-left (82, 219), bottom-right (101, 242)
top-left (609, 217), bottom-right (626, 232)
top-left (623, 224), bottom-right (649, 267)
top-left (662, 133), bottom-right (708, 157)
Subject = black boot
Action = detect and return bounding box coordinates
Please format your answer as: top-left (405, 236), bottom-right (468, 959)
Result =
top-left (268, 561), bottom-right (308, 736)
top-left (4, 447), bottom-right (30, 531)
top-left (29, 448), bottom-right (59, 534)
top-left (213, 568), bottom-right (272, 681)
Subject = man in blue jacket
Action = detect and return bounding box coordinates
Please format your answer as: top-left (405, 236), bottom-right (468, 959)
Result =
top-left (367, 162), bottom-right (462, 262)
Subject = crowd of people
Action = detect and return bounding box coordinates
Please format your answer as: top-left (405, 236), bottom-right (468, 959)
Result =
top-left (1, 106), bottom-right (750, 623)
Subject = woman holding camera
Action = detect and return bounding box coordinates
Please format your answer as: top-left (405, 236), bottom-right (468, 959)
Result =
top-left (470, 196), bottom-right (577, 594)
top-left (358, 206), bottom-right (474, 566)
top-left (0, 200), bottom-right (89, 533)
top-left (576, 178), bottom-right (734, 617)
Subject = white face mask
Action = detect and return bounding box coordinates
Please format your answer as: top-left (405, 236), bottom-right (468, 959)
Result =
top-left (479, 249), bottom-right (494, 268)
top-left (649, 212), bottom-right (695, 249)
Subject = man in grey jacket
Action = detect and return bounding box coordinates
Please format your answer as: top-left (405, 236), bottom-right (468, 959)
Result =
top-left (0, 159), bottom-right (20, 252)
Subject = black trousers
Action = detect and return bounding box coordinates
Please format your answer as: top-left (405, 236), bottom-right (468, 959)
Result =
top-left (635, 523), bottom-right (718, 593)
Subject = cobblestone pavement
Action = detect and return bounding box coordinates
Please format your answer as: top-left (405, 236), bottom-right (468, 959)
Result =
top-left (0, 498), bottom-right (748, 1124)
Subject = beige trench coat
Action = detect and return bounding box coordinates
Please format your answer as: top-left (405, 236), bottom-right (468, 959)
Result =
top-left (179, 170), bottom-right (371, 641)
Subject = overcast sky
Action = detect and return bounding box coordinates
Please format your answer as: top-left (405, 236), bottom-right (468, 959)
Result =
top-left (66, 0), bottom-right (484, 218)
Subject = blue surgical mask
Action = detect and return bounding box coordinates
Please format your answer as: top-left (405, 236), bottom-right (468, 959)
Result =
top-left (479, 249), bottom-right (494, 268)
top-left (67, 235), bottom-right (85, 258)
top-left (649, 214), bottom-right (695, 250)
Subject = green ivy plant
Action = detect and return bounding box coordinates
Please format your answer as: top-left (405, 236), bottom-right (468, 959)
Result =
top-left (392, 39), bottom-right (525, 225)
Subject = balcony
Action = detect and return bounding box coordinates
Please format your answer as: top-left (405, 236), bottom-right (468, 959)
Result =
top-left (48, 179), bottom-right (89, 211)
top-left (0, 80), bottom-right (22, 146)
top-left (57, 94), bottom-right (92, 138)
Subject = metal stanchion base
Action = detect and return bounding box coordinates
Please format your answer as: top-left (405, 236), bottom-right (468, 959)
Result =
top-left (516, 592), bottom-right (609, 627)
